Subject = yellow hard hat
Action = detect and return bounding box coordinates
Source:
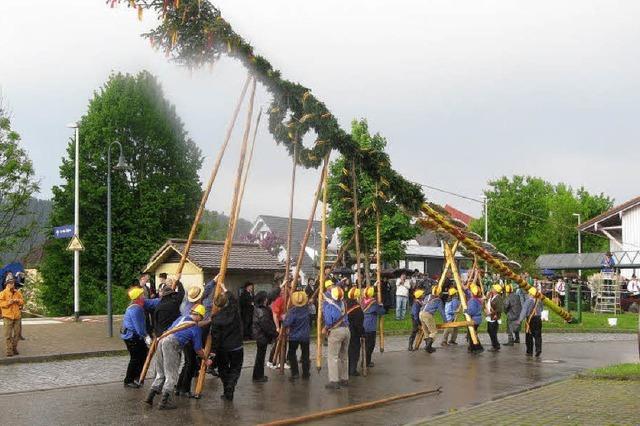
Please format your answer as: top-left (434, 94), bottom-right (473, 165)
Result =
top-left (448, 287), bottom-right (458, 296)
top-left (470, 284), bottom-right (481, 297)
top-left (365, 287), bottom-right (375, 298)
top-left (505, 284), bottom-right (513, 293)
top-left (492, 284), bottom-right (503, 294)
top-left (324, 279), bottom-right (334, 290)
top-left (347, 288), bottom-right (360, 300)
top-left (414, 289), bottom-right (425, 299)
top-left (291, 291), bottom-right (309, 307)
top-left (191, 304), bottom-right (206, 317)
top-left (431, 286), bottom-right (442, 296)
top-left (128, 287), bottom-right (144, 301)
top-left (331, 287), bottom-right (344, 300)
top-left (528, 287), bottom-right (539, 298)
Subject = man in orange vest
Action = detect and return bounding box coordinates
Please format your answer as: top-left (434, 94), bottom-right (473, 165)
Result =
top-left (0, 276), bottom-right (25, 356)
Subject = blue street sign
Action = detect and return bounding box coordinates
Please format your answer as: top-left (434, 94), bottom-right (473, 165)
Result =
top-left (53, 225), bottom-right (74, 239)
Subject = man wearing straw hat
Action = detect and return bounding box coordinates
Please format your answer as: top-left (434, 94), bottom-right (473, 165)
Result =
top-left (144, 303), bottom-right (208, 409)
top-left (121, 287), bottom-right (160, 388)
top-left (175, 282), bottom-right (204, 397)
top-left (283, 290), bottom-right (311, 380)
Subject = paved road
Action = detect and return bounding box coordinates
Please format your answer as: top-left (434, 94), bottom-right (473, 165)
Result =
top-left (0, 335), bottom-right (637, 425)
top-left (0, 333), bottom-right (634, 395)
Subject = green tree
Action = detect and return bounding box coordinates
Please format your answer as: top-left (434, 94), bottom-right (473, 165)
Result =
top-left (196, 209), bottom-right (251, 241)
top-left (470, 176), bottom-right (612, 272)
top-left (39, 71), bottom-right (203, 315)
top-left (0, 103), bottom-right (40, 258)
top-left (328, 119), bottom-right (419, 275)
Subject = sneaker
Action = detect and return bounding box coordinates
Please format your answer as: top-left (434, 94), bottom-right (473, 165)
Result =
top-left (325, 382), bottom-right (341, 390)
top-left (124, 382), bottom-right (141, 389)
top-left (266, 362), bottom-right (274, 369)
top-left (284, 363), bottom-right (291, 370)
top-left (339, 380), bottom-right (349, 387)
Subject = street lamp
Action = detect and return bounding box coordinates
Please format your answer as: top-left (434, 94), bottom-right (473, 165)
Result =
top-left (67, 122), bottom-right (81, 322)
top-left (573, 213), bottom-right (582, 278)
top-left (107, 141), bottom-right (129, 338)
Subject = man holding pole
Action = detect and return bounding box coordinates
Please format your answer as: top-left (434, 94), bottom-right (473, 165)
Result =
top-left (323, 287), bottom-right (351, 389)
top-left (419, 287), bottom-right (446, 353)
top-left (362, 287), bottom-right (385, 368)
top-left (144, 304), bottom-right (208, 409)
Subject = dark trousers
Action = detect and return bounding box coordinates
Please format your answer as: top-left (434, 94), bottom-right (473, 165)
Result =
top-left (487, 321), bottom-right (500, 349)
top-left (409, 318), bottom-right (420, 348)
top-left (467, 324), bottom-right (483, 352)
top-left (217, 348), bottom-right (244, 398)
top-left (526, 316), bottom-right (542, 355)
top-left (287, 340), bottom-right (310, 377)
top-left (364, 331), bottom-right (376, 365)
top-left (253, 342), bottom-right (268, 380)
top-left (176, 343), bottom-right (197, 393)
top-left (124, 337), bottom-right (148, 384)
top-left (348, 332), bottom-right (361, 375)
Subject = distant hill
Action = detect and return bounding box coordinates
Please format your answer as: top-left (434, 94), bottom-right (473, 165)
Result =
top-left (0, 198), bottom-right (52, 266)
top-left (196, 210), bottom-right (252, 241)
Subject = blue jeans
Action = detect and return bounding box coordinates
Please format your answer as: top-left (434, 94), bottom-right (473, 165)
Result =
top-left (395, 296), bottom-right (408, 320)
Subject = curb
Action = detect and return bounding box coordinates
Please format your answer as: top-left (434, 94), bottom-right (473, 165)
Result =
top-left (0, 350), bottom-right (128, 366)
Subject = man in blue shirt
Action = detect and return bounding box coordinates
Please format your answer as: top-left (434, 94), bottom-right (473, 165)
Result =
top-left (442, 286), bottom-right (460, 346)
top-left (121, 287), bottom-right (160, 388)
top-left (283, 291), bottom-right (311, 380)
top-left (408, 289), bottom-right (425, 351)
top-left (465, 284), bottom-right (484, 354)
top-left (323, 286), bottom-right (350, 389)
top-left (419, 286), bottom-right (446, 353)
top-left (362, 287), bottom-right (385, 368)
top-left (144, 304), bottom-right (208, 410)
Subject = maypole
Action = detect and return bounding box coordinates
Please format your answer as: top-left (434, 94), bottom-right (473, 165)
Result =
top-left (350, 159), bottom-right (362, 295)
top-left (375, 188), bottom-right (384, 353)
top-left (194, 77), bottom-right (257, 397)
top-left (316, 158), bottom-right (329, 372)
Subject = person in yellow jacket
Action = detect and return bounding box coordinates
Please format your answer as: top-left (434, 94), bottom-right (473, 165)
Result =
top-left (0, 276), bottom-right (25, 356)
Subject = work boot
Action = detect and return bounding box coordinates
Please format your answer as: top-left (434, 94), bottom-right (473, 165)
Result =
top-left (503, 336), bottom-right (514, 346)
top-left (514, 332), bottom-right (520, 343)
top-left (425, 338), bottom-right (436, 353)
top-left (158, 393), bottom-right (177, 410)
top-left (144, 389), bottom-right (159, 406)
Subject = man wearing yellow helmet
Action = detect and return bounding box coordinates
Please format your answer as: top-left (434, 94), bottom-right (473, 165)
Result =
top-left (503, 283), bottom-right (522, 346)
top-left (121, 286), bottom-right (161, 389)
top-left (465, 284), bottom-right (484, 354)
top-left (345, 288), bottom-right (364, 377)
top-left (418, 286), bottom-right (446, 353)
top-left (485, 284), bottom-right (505, 352)
top-left (144, 303), bottom-right (208, 409)
top-left (516, 287), bottom-right (543, 357)
top-left (442, 286), bottom-right (460, 347)
top-left (362, 287), bottom-right (385, 368)
top-left (323, 284), bottom-right (351, 389)
top-left (408, 289), bottom-right (426, 351)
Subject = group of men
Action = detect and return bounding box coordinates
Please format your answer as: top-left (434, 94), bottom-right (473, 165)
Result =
top-left (409, 280), bottom-right (545, 357)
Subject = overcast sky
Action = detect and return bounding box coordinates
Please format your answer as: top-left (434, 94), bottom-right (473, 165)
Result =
top-left (1, 0), bottom-right (639, 224)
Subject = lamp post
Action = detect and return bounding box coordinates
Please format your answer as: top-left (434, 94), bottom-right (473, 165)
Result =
top-left (573, 213), bottom-right (582, 278)
top-left (107, 141), bottom-right (129, 338)
top-left (483, 195), bottom-right (488, 274)
top-left (67, 122), bottom-right (81, 322)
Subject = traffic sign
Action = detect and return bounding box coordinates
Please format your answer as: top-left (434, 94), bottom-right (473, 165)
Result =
top-left (67, 235), bottom-right (85, 252)
top-left (53, 225), bottom-right (74, 239)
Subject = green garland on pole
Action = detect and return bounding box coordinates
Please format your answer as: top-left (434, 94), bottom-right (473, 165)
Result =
top-left (111, 0), bottom-right (424, 212)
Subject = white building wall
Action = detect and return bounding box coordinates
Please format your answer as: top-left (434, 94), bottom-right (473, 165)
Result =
top-left (621, 205), bottom-right (640, 278)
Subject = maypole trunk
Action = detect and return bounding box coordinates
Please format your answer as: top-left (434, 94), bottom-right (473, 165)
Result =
top-left (316, 158), bottom-right (329, 372)
top-left (350, 159), bottom-right (362, 296)
top-left (444, 242), bottom-right (479, 345)
top-left (194, 77), bottom-right (257, 397)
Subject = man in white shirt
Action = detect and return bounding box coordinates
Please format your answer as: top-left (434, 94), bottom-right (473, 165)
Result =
top-left (627, 275), bottom-right (640, 296)
top-left (395, 273), bottom-right (411, 320)
top-left (555, 278), bottom-right (566, 305)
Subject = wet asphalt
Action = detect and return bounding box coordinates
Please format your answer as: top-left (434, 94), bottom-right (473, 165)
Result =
top-left (0, 338), bottom-right (637, 426)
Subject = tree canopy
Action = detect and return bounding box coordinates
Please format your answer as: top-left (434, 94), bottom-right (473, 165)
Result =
top-left (470, 175), bottom-right (613, 272)
top-left (39, 71), bottom-right (203, 315)
top-left (0, 103), bottom-right (40, 261)
top-left (328, 119), bottom-right (419, 269)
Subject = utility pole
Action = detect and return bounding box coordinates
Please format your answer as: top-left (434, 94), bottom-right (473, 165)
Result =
top-left (67, 122), bottom-right (81, 322)
top-left (573, 213), bottom-right (582, 278)
top-left (483, 195), bottom-right (488, 274)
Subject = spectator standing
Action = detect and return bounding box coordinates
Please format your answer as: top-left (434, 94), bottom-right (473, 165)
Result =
top-left (395, 273), bottom-right (411, 320)
top-left (627, 274), bottom-right (640, 296)
top-left (0, 276), bottom-right (24, 356)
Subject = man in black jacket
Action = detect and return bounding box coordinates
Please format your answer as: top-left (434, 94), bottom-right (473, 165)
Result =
top-left (153, 280), bottom-right (185, 336)
top-left (251, 291), bottom-right (278, 382)
top-left (211, 291), bottom-right (243, 401)
top-left (346, 288), bottom-right (364, 377)
top-left (238, 282), bottom-right (255, 340)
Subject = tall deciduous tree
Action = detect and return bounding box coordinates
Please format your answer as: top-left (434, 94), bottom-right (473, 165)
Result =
top-left (328, 119), bottom-right (419, 273)
top-left (39, 71), bottom-right (203, 315)
top-left (0, 103), bottom-right (40, 260)
top-left (470, 175), bottom-right (612, 272)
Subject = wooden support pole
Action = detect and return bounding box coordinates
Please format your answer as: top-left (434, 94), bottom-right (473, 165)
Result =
top-left (258, 387), bottom-right (442, 426)
top-left (236, 108), bottom-right (262, 221)
top-left (444, 243), bottom-right (479, 345)
top-left (437, 320), bottom-right (474, 329)
top-left (194, 77), bottom-right (257, 397)
top-left (375, 203), bottom-right (384, 353)
top-left (435, 240), bottom-right (459, 293)
top-left (176, 75), bottom-right (251, 275)
top-left (316, 161), bottom-right (329, 372)
top-left (350, 159), bottom-right (362, 297)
